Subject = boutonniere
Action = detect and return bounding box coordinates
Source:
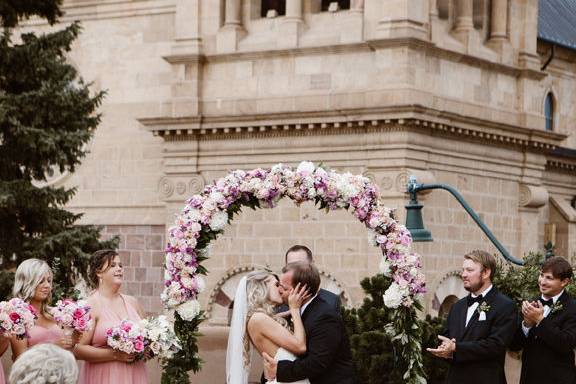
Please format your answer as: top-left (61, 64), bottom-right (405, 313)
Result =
top-left (477, 301), bottom-right (490, 321)
top-left (550, 301), bottom-right (563, 314)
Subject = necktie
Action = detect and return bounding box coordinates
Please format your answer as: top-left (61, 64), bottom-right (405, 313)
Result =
top-left (467, 294), bottom-right (483, 307)
top-left (539, 297), bottom-right (554, 307)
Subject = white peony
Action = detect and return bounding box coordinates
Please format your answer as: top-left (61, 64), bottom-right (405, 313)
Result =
top-left (296, 161), bottom-right (315, 176)
top-left (176, 300), bottom-right (201, 321)
top-left (209, 211), bottom-right (228, 231)
top-left (383, 283), bottom-right (406, 309)
top-left (379, 257), bottom-right (392, 277)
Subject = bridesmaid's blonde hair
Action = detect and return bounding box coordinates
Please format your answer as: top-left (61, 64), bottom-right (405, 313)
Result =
top-left (13, 258), bottom-right (53, 317)
top-left (243, 270), bottom-right (288, 366)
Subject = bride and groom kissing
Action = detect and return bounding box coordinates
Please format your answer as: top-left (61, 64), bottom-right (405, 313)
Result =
top-left (226, 245), bottom-right (356, 384)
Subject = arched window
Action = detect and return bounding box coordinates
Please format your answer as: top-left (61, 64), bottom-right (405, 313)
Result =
top-left (545, 92), bottom-right (555, 131)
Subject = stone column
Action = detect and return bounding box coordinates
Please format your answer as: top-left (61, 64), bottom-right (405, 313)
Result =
top-left (490, 0), bottom-right (508, 40)
top-left (278, 0), bottom-right (303, 48)
top-left (454, 0), bottom-right (474, 32)
top-left (224, 0), bottom-right (242, 26)
top-left (217, 0), bottom-right (245, 52)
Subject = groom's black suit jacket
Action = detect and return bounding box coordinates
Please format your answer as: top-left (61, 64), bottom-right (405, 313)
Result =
top-left (276, 295), bottom-right (355, 384)
top-left (509, 291), bottom-right (576, 384)
top-left (442, 287), bottom-right (516, 384)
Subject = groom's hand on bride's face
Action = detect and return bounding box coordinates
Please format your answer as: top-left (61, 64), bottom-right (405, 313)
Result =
top-left (263, 352), bottom-right (277, 380)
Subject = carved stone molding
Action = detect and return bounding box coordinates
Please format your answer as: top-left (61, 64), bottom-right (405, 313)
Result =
top-left (519, 184), bottom-right (548, 208)
top-left (140, 106), bottom-right (563, 154)
top-left (158, 174), bottom-right (206, 201)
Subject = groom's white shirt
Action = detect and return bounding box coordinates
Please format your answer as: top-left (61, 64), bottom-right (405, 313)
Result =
top-left (300, 293), bottom-right (318, 316)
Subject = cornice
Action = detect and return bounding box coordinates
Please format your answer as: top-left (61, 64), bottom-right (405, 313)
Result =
top-left (546, 159), bottom-right (576, 174)
top-left (139, 105), bottom-right (564, 152)
top-left (163, 37), bottom-right (546, 80)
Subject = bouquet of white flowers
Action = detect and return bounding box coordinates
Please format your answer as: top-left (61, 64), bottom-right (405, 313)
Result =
top-left (139, 315), bottom-right (181, 363)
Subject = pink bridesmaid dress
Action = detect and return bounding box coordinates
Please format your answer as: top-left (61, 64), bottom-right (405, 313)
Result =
top-left (0, 359), bottom-right (4, 384)
top-left (28, 322), bottom-right (64, 347)
top-left (79, 294), bottom-right (147, 384)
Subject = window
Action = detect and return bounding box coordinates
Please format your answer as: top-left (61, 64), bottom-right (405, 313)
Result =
top-left (321, 0), bottom-right (350, 11)
top-left (261, 0), bottom-right (285, 18)
top-left (545, 92), bottom-right (554, 131)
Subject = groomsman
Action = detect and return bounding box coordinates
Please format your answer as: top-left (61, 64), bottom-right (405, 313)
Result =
top-left (427, 250), bottom-right (517, 384)
top-left (510, 256), bottom-right (576, 384)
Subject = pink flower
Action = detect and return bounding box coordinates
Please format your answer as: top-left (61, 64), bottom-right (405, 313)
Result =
top-left (73, 309), bottom-right (84, 319)
top-left (134, 340), bottom-right (144, 352)
top-left (9, 312), bottom-right (20, 322)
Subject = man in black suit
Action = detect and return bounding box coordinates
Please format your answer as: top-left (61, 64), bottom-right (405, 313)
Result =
top-left (427, 250), bottom-right (516, 384)
top-left (283, 245), bottom-right (340, 311)
top-left (510, 256), bottom-right (576, 384)
top-left (262, 261), bottom-right (355, 384)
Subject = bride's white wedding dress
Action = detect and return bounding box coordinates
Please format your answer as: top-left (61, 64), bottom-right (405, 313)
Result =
top-left (226, 276), bottom-right (310, 384)
top-left (267, 347), bottom-right (310, 384)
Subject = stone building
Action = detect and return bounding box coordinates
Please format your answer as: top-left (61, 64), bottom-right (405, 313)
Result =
top-left (17, 0), bottom-right (576, 382)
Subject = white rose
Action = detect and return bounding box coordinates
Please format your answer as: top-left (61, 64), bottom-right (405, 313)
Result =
top-left (185, 209), bottom-right (201, 222)
top-left (209, 211), bottom-right (228, 231)
top-left (379, 258), bottom-right (392, 277)
top-left (176, 300), bottom-right (201, 321)
top-left (196, 276), bottom-right (206, 293)
top-left (383, 283), bottom-right (405, 309)
top-left (296, 161), bottom-right (315, 176)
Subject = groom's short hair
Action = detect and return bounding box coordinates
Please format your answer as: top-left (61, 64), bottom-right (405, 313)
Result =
top-left (283, 261), bottom-right (321, 294)
top-left (464, 250), bottom-right (496, 280)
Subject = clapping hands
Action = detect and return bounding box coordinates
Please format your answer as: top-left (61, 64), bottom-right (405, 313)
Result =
top-left (427, 335), bottom-right (456, 359)
top-left (521, 300), bottom-right (545, 327)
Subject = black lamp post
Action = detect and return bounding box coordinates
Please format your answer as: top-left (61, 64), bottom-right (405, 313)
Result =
top-left (405, 176), bottom-right (525, 266)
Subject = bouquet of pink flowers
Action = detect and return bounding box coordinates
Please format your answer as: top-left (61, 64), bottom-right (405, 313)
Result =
top-left (0, 298), bottom-right (37, 339)
top-left (50, 299), bottom-right (92, 333)
top-left (106, 320), bottom-right (146, 357)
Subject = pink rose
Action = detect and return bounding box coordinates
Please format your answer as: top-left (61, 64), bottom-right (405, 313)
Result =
top-left (9, 312), bottom-right (20, 322)
top-left (134, 340), bottom-right (144, 352)
top-left (73, 309), bottom-right (84, 319)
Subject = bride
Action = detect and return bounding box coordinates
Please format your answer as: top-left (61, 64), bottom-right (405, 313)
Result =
top-left (226, 270), bottom-right (310, 384)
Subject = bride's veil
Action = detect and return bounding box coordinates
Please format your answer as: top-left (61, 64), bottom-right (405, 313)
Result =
top-left (226, 275), bottom-right (251, 384)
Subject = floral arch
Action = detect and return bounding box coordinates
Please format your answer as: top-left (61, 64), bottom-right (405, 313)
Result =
top-left (160, 162), bottom-right (427, 384)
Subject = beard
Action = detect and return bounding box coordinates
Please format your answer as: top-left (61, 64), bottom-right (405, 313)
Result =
top-left (464, 280), bottom-right (483, 293)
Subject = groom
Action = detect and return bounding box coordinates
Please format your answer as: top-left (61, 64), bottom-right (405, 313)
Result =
top-left (263, 261), bottom-right (355, 384)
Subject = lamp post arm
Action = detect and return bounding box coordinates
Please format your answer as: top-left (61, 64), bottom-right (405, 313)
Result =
top-left (408, 181), bottom-right (524, 266)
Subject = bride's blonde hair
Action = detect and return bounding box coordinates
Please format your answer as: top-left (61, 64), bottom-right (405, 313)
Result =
top-left (243, 270), bottom-right (288, 366)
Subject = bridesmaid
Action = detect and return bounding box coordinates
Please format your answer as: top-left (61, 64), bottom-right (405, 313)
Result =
top-left (0, 334), bottom-right (8, 384)
top-left (10, 258), bottom-right (76, 359)
top-left (75, 249), bottom-right (148, 384)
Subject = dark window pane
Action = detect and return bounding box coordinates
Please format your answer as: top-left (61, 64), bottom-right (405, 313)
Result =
top-left (261, 0), bottom-right (286, 17)
top-left (321, 0), bottom-right (351, 11)
top-left (545, 93), bottom-right (554, 131)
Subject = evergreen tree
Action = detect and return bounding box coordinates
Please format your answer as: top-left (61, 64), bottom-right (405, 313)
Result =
top-left (0, 0), bottom-right (117, 299)
top-left (343, 274), bottom-right (449, 383)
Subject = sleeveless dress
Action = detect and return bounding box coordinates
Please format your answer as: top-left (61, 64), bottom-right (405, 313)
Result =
top-left (270, 348), bottom-right (310, 384)
top-left (28, 322), bottom-right (64, 347)
top-left (79, 294), bottom-right (147, 384)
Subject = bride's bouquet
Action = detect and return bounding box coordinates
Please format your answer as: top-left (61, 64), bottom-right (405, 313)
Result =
top-left (51, 299), bottom-right (92, 333)
top-left (0, 298), bottom-right (37, 339)
top-left (140, 315), bottom-right (181, 362)
top-left (106, 320), bottom-right (146, 358)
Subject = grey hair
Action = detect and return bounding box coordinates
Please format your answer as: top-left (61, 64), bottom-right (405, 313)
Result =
top-left (243, 270), bottom-right (288, 367)
top-left (12, 258), bottom-right (53, 317)
top-left (9, 344), bottom-right (78, 384)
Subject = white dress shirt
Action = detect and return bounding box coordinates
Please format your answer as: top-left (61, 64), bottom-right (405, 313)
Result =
top-left (466, 285), bottom-right (493, 326)
top-left (522, 290), bottom-right (564, 336)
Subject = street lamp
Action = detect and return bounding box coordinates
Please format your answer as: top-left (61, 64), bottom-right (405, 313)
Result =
top-left (405, 175), bottom-right (525, 266)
